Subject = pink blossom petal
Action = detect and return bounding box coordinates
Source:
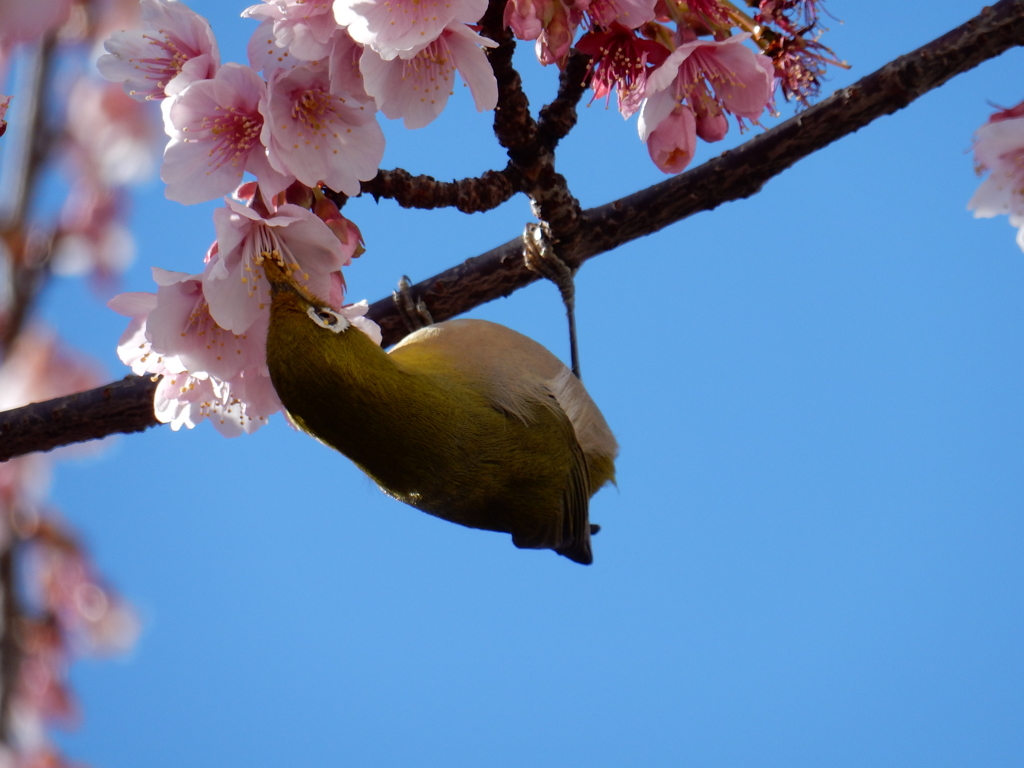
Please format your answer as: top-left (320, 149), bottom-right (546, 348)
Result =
top-left (328, 29), bottom-right (370, 99)
top-left (145, 268), bottom-right (266, 381)
top-left (360, 23), bottom-right (496, 129)
top-left (344, 301), bottom-right (383, 345)
top-left (637, 87), bottom-right (675, 141)
top-left (247, 18), bottom-right (296, 76)
top-left (645, 33), bottom-right (772, 122)
top-left (336, 0), bottom-right (487, 60)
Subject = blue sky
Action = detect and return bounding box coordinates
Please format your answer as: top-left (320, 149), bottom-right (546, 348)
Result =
top-left (29, 1), bottom-right (1024, 765)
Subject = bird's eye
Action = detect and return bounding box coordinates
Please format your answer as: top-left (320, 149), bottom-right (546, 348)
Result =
top-left (306, 305), bottom-right (351, 334)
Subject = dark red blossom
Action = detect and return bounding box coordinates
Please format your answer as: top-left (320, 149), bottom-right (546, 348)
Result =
top-left (577, 23), bottom-right (669, 117)
top-left (989, 99), bottom-right (1024, 123)
top-left (756, 0), bottom-right (825, 34)
top-left (686, 0), bottom-right (731, 27)
top-left (764, 31), bottom-right (844, 106)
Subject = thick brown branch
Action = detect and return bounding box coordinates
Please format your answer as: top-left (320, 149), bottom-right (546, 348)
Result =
top-left (0, 0), bottom-right (1021, 461)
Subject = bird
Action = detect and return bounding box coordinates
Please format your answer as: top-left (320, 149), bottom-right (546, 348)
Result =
top-left (263, 259), bottom-right (618, 564)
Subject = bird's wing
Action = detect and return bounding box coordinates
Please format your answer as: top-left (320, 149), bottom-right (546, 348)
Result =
top-left (554, 409), bottom-right (594, 565)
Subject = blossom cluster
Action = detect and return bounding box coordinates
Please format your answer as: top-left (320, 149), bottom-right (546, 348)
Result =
top-left (110, 187), bottom-right (378, 436)
top-left (99, 0), bottom-right (841, 432)
top-left (969, 100), bottom-right (1024, 252)
top-left (0, 0), bottom-right (160, 283)
top-left (2, 2), bottom-right (155, 761)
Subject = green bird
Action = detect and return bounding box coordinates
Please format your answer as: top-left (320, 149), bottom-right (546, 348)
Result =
top-left (264, 262), bottom-right (618, 564)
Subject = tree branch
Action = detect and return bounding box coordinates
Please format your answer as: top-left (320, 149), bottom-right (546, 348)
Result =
top-left (356, 167), bottom-right (519, 213)
top-left (0, 0), bottom-right (1021, 462)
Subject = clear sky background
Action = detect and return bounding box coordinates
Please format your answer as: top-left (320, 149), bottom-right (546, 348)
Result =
top-left (28, 1), bottom-right (1024, 765)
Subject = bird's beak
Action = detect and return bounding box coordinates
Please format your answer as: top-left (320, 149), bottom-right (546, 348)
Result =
top-left (262, 256), bottom-right (316, 305)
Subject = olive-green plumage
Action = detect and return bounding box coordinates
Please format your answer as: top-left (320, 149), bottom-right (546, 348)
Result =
top-left (265, 272), bottom-right (617, 564)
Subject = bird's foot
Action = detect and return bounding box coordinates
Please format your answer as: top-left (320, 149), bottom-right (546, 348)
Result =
top-left (522, 223), bottom-right (582, 380)
top-left (392, 275), bottom-right (434, 332)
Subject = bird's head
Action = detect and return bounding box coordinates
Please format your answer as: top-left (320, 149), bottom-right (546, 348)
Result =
top-left (262, 255), bottom-right (352, 335)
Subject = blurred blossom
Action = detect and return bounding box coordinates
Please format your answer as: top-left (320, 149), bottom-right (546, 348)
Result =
top-left (0, 0), bottom-right (72, 45)
top-left (0, 333), bottom-right (135, 767)
top-left (97, 0), bottom-right (219, 101)
top-left (0, 328), bottom-right (104, 515)
top-left (52, 182), bottom-right (135, 277)
top-left (67, 78), bottom-right (160, 185)
top-left (0, 329), bottom-right (103, 413)
top-left (28, 523), bottom-right (141, 654)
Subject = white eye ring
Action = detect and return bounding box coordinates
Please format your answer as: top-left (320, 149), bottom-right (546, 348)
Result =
top-left (307, 306), bottom-right (351, 334)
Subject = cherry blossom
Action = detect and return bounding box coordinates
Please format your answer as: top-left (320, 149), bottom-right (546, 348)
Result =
top-left (0, 329), bottom-right (104, 416)
top-left (67, 78), bottom-right (160, 186)
top-left (98, 0), bottom-right (219, 101)
top-left (645, 104), bottom-right (696, 173)
top-left (243, 0), bottom-right (339, 63)
top-left (109, 282), bottom-right (282, 435)
top-left (337, 0), bottom-right (488, 60)
top-left (359, 23), bottom-right (498, 129)
top-left (639, 33), bottom-right (773, 149)
top-left (576, 23), bottom-right (667, 118)
top-left (261, 61), bottom-right (384, 196)
top-left (145, 268), bottom-right (267, 381)
top-left (152, 367), bottom-right (279, 436)
top-left (968, 112), bottom-right (1024, 230)
top-left (203, 198), bottom-right (352, 334)
top-left (161, 62), bottom-right (293, 203)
